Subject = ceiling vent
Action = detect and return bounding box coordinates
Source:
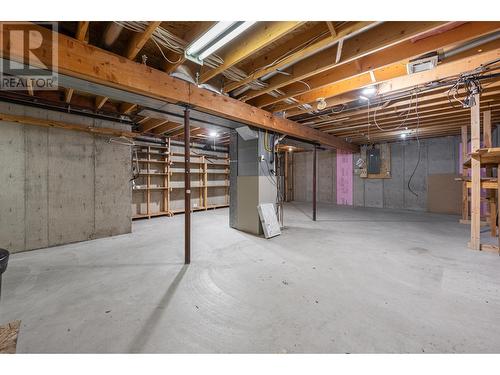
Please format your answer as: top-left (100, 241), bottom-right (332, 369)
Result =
top-left (407, 55), bottom-right (439, 74)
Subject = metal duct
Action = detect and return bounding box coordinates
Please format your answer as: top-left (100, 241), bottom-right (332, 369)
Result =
top-left (103, 23), bottom-right (124, 47)
top-left (170, 65), bottom-right (196, 84)
top-left (443, 31), bottom-right (500, 59)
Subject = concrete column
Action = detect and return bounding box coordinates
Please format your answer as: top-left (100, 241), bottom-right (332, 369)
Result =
top-left (229, 129), bottom-right (277, 235)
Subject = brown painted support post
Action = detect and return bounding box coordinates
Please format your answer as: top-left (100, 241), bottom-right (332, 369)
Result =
top-left (184, 107), bottom-right (191, 264)
top-left (470, 93), bottom-right (481, 250)
top-left (313, 145), bottom-right (317, 221)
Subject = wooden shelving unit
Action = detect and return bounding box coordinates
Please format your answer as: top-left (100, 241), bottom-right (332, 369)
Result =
top-left (132, 139), bottom-right (230, 220)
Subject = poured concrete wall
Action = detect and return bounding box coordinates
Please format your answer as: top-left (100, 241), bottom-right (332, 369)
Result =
top-left (354, 136), bottom-right (460, 211)
top-left (0, 102), bottom-right (132, 253)
top-left (293, 150), bottom-right (336, 203)
top-left (293, 136), bottom-right (460, 212)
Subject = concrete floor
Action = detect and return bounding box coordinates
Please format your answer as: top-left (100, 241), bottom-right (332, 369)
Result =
top-left (1, 202), bottom-right (499, 353)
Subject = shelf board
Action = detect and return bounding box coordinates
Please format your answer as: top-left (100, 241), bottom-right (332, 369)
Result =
top-left (135, 159), bottom-right (169, 164)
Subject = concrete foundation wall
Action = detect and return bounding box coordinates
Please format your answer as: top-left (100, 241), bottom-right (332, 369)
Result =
top-left (293, 136), bottom-right (460, 212)
top-left (293, 150), bottom-right (336, 203)
top-left (0, 102), bottom-right (132, 253)
top-left (354, 136), bottom-right (460, 211)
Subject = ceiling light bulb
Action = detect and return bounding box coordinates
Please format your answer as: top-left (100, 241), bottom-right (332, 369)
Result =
top-left (316, 98), bottom-right (327, 110)
top-left (362, 86), bottom-right (377, 96)
top-left (359, 95), bottom-right (369, 101)
top-left (401, 133), bottom-right (407, 139)
top-left (209, 131), bottom-right (218, 138)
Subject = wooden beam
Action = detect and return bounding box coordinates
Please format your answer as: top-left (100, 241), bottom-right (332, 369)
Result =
top-left (470, 93), bottom-right (481, 250)
top-left (138, 118), bottom-right (168, 133)
top-left (0, 22), bottom-right (357, 151)
top-left (484, 110), bottom-right (492, 148)
top-left (0, 112), bottom-right (136, 138)
top-left (199, 21), bottom-right (304, 84)
top-left (95, 95), bottom-right (108, 110)
top-left (224, 23), bottom-right (330, 93)
top-left (75, 21), bottom-right (89, 42)
top-left (225, 21), bottom-right (375, 94)
top-left (119, 102), bottom-right (137, 115)
top-left (125, 21), bottom-right (161, 60)
top-left (379, 48), bottom-right (500, 95)
top-left (152, 121), bottom-right (181, 135)
top-left (241, 21), bottom-right (448, 102)
top-left (64, 88), bottom-right (74, 103)
top-left (257, 22), bottom-right (500, 110)
top-left (326, 22), bottom-right (337, 38)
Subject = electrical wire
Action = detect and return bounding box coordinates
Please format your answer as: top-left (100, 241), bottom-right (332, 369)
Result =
top-left (407, 91), bottom-right (421, 197)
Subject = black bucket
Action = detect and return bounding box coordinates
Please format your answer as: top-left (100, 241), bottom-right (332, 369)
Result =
top-left (0, 248), bottom-right (9, 300)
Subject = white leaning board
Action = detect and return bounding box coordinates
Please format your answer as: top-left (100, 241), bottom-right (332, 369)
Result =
top-left (257, 203), bottom-right (281, 239)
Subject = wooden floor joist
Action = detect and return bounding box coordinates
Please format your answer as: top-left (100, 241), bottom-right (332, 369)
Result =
top-left (0, 22), bottom-right (358, 152)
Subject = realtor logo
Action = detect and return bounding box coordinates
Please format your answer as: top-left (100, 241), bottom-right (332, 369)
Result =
top-left (0, 22), bottom-right (58, 91)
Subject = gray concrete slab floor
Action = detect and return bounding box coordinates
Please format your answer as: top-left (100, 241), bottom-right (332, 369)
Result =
top-left (1, 203), bottom-right (499, 353)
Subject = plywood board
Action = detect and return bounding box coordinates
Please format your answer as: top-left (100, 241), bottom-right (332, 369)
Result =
top-left (427, 174), bottom-right (461, 214)
top-left (0, 320), bottom-right (21, 354)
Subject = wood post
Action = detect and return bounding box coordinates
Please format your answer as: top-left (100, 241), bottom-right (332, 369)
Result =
top-left (313, 145), bottom-right (317, 221)
top-left (483, 110), bottom-right (496, 236)
top-left (470, 93), bottom-right (481, 250)
top-left (461, 125), bottom-right (468, 221)
top-left (184, 108), bottom-right (191, 264)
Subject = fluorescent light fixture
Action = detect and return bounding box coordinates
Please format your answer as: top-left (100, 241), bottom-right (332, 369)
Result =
top-left (186, 22), bottom-right (233, 56)
top-left (359, 95), bottom-right (369, 101)
top-left (362, 86), bottom-right (376, 96)
top-left (209, 131), bottom-right (219, 138)
top-left (198, 21), bottom-right (256, 60)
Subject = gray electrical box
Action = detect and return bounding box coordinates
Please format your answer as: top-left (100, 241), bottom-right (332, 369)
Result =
top-left (367, 148), bottom-right (381, 174)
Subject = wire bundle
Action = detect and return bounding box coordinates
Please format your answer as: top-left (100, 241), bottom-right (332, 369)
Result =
top-left (114, 21), bottom-right (267, 90)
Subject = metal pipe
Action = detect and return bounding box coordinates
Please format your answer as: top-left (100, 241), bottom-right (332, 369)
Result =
top-left (312, 145), bottom-right (317, 221)
top-left (184, 108), bottom-right (191, 265)
top-left (443, 31), bottom-right (500, 59)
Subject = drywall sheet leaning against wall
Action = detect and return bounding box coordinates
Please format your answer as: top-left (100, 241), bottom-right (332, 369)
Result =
top-left (336, 150), bottom-right (353, 205)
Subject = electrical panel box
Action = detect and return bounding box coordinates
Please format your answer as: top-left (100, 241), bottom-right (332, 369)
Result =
top-left (367, 148), bottom-right (381, 174)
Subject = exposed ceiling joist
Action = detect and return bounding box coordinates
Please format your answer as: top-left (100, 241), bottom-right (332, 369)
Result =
top-left (125, 21), bottom-right (162, 60)
top-left (265, 22), bottom-right (500, 113)
top-left (75, 21), bottom-right (89, 42)
top-left (242, 21), bottom-right (449, 103)
top-left (224, 21), bottom-right (375, 94)
top-left (199, 21), bottom-right (305, 84)
top-left (0, 23), bottom-right (357, 151)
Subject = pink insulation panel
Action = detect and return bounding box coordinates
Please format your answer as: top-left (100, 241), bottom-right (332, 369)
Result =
top-left (336, 150), bottom-right (353, 205)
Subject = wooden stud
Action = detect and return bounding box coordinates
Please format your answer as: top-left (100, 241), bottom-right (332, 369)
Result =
top-left (470, 93), bottom-right (481, 251)
top-left (461, 125), bottom-right (469, 221)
